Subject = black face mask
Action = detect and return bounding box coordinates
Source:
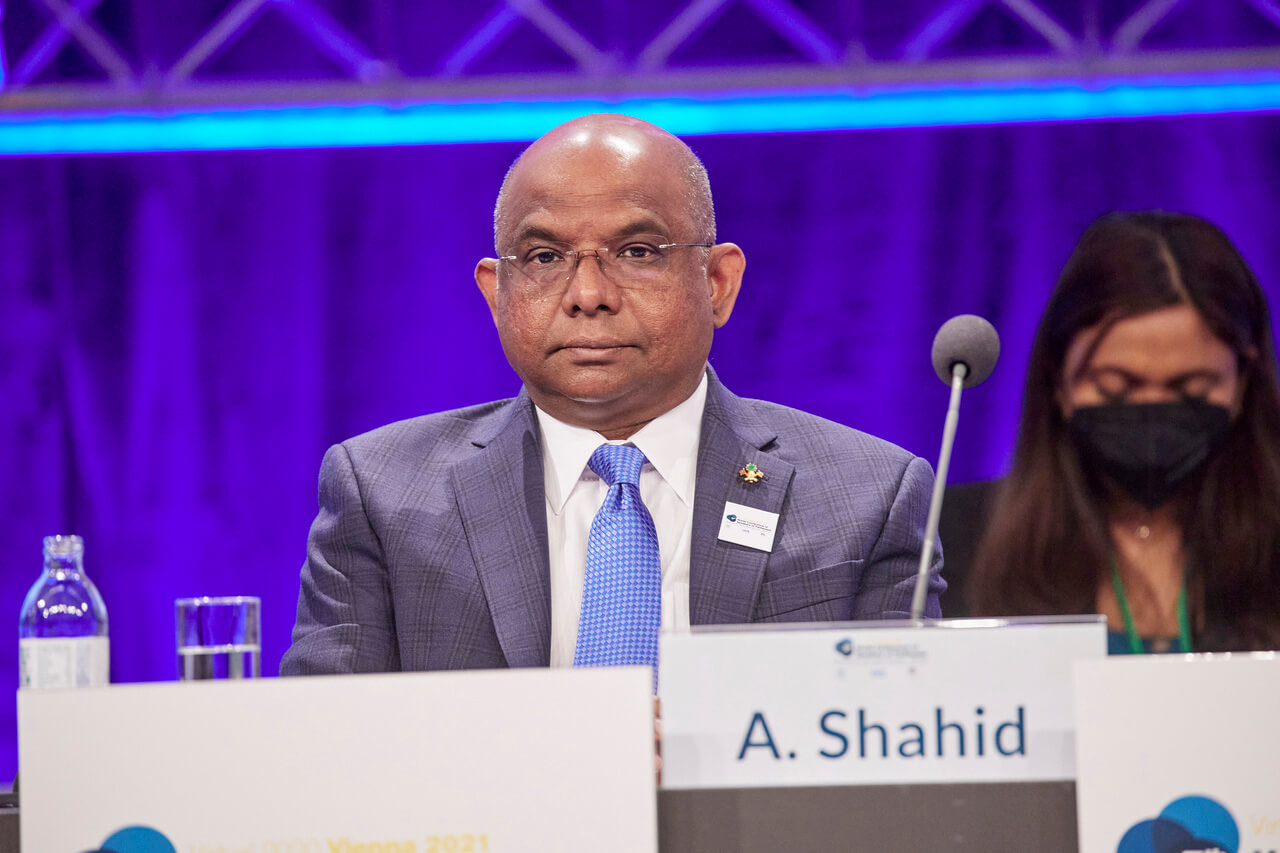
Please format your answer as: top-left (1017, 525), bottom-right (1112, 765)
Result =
top-left (1068, 399), bottom-right (1232, 511)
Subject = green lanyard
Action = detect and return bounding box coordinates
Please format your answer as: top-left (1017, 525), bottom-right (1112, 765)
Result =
top-left (1109, 559), bottom-right (1193, 654)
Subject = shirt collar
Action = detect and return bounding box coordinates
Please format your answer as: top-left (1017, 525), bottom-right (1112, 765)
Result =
top-left (534, 369), bottom-right (708, 515)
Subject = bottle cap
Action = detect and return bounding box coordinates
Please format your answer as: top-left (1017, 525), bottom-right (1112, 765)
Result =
top-left (43, 534), bottom-right (84, 558)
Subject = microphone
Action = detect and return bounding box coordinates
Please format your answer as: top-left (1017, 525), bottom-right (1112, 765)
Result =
top-left (910, 315), bottom-right (1000, 621)
top-left (932, 314), bottom-right (1000, 389)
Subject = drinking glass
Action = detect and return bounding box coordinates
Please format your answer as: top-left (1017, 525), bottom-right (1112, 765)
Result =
top-left (175, 596), bottom-right (261, 680)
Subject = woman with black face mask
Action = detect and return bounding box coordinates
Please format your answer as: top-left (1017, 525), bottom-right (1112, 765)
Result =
top-left (950, 211), bottom-right (1280, 653)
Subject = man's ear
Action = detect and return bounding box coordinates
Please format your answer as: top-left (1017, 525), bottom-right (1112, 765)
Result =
top-left (475, 258), bottom-right (499, 320)
top-left (707, 243), bottom-right (745, 329)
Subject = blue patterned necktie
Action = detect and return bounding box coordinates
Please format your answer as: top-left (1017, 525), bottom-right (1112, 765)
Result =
top-left (574, 443), bottom-right (662, 689)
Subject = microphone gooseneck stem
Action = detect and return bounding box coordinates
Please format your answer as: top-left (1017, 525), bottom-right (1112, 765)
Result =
top-left (910, 363), bottom-right (967, 621)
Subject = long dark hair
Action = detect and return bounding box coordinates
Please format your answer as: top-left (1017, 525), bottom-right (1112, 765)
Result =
top-left (969, 211), bottom-right (1280, 650)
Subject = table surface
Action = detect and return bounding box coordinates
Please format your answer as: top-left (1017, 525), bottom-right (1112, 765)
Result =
top-left (658, 782), bottom-right (1077, 852)
top-left (1, 781), bottom-right (1076, 853)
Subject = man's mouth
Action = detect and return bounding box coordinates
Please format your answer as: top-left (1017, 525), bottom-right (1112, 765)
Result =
top-left (556, 340), bottom-right (631, 353)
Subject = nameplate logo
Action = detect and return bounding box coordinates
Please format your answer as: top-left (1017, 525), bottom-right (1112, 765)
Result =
top-left (1116, 794), bottom-right (1238, 853)
top-left (834, 636), bottom-right (926, 663)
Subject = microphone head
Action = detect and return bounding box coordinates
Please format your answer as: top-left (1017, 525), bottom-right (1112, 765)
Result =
top-left (932, 314), bottom-right (1000, 388)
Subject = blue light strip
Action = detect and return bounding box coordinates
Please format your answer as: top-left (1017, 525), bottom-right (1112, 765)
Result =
top-left (3, 73), bottom-right (1280, 155)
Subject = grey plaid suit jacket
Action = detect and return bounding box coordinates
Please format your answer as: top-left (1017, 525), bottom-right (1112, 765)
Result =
top-left (281, 368), bottom-right (944, 675)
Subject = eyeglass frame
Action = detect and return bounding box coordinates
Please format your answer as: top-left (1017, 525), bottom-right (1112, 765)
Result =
top-left (497, 236), bottom-right (715, 288)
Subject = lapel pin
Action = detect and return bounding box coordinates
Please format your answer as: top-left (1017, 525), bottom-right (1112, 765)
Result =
top-left (737, 462), bottom-right (765, 485)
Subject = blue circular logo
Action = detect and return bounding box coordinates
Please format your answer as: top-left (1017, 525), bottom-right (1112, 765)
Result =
top-left (1118, 795), bottom-right (1239, 853)
top-left (98, 826), bottom-right (177, 853)
top-left (726, 514), bottom-right (738, 522)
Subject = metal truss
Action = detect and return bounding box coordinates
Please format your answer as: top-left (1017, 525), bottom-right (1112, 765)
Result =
top-left (2, 0), bottom-right (1280, 112)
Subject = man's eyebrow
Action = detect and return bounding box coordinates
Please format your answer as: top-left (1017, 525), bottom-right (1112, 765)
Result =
top-left (611, 218), bottom-right (669, 238)
top-left (512, 226), bottom-right (568, 245)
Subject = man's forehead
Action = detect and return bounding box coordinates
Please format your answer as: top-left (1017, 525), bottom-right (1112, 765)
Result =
top-left (553, 123), bottom-right (650, 160)
top-left (509, 189), bottom-right (677, 231)
top-left (501, 172), bottom-right (692, 245)
top-left (509, 142), bottom-right (684, 197)
top-left (531, 116), bottom-right (677, 164)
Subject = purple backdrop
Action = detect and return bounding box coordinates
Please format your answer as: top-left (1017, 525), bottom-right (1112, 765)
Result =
top-left (4, 114), bottom-right (1280, 781)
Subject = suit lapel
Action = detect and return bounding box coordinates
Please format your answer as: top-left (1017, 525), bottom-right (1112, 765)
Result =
top-left (690, 372), bottom-right (795, 625)
top-left (453, 391), bottom-right (552, 667)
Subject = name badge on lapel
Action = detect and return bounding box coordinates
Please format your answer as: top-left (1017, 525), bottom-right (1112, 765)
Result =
top-left (717, 501), bottom-right (780, 552)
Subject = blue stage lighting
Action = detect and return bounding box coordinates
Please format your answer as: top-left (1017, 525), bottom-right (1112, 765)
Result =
top-left (2, 73), bottom-right (1279, 155)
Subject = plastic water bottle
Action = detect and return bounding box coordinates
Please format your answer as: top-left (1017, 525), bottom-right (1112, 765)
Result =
top-left (18, 534), bottom-right (109, 688)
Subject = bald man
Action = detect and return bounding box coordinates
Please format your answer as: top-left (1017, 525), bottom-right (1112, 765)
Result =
top-left (281, 114), bottom-right (943, 678)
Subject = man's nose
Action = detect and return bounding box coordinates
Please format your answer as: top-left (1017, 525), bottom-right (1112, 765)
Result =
top-left (563, 249), bottom-right (621, 315)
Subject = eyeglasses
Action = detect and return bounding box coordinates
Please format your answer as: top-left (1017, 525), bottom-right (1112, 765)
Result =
top-left (498, 233), bottom-right (713, 288)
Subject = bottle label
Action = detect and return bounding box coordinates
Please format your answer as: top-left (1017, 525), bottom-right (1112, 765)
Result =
top-left (19, 636), bottom-right (109, 688)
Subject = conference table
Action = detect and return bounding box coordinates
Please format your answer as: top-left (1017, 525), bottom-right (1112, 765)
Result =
top-left (658, 782), bottom-right (1077, 851)
top-left (0, 783), bottom-right (1077, 852)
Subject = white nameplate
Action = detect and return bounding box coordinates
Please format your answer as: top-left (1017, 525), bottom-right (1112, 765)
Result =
top-left (19, 667), bottom-right (657, 852)
top-left (659, 618), bottom-right (1105, 788)
top-left (717, 501), bottom-right (780, 551)
top-left (1074, 654), bottom-right (1280, 853)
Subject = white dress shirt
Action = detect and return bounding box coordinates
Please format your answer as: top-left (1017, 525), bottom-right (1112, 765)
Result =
top-left (535, 371), bottom-right (707, 668)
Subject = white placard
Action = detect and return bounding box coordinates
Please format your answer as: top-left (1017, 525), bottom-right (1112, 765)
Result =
top-left (659, 618), bottom-right (1106, 789)
top-left (717, 501), bottom-right (780, 551)
top-left (19, 667), bottom-right (657, 853)
top-left (1074, 654), bottom-right (1280, 853)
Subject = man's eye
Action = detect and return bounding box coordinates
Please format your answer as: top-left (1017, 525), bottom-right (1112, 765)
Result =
top-left (616, 243), bottom-right (660, 261)
top-left (527, 249), bottom-right (564, 266)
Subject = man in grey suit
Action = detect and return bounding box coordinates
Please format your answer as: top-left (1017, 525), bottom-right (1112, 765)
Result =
top-left (281, 113), bottom-right (943, 678)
